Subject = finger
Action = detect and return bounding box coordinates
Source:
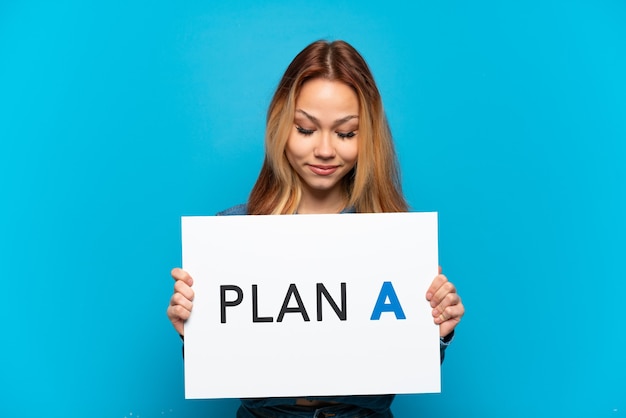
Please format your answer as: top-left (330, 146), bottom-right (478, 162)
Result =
top-left (432, 292), bottom-right (461, 319)
top-left (174, 279), bottom-right (195, 302)
top-left (426, 274), bottom-right (448, 302)
top-left (427, 275), bottom-right (455, 307)
top-left (167, 303), bottom-right (192, 322)
top-left (438, 265), bottom-right (442, 275)
top-left (431, 281), bottom-right (456, 308)
top-left (171, 291), bottom-right (194, 312)
top-left (171, 267), bottom-right (193, 286)
top-left (434, 301), bottom-right (464, 325)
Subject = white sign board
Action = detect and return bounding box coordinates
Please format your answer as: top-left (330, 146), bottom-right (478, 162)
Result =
top-left (182, 212), bottom-right (440, 399)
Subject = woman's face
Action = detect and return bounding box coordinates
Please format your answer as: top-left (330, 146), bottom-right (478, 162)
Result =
top-left (285, 78), bottom-right (359, 212)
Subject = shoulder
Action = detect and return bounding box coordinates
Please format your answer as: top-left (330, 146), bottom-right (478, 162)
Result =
top-left (216, 203), bottom-right (248, 216)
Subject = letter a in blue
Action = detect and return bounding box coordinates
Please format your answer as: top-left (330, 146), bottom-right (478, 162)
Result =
top-left (370, 281), bottom-right (406, 320)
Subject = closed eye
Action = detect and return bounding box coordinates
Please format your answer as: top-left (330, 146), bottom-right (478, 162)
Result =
top-left (337, 131), bottom-right (357, 139)
top-left (296, 126), bottom-right (315, 136)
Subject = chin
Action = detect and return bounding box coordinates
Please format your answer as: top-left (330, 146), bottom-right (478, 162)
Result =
top-left (306, 180), bottom-right (340, 192)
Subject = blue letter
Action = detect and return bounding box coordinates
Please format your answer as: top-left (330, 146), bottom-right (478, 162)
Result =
top-left (370, 281), bottom-right (406, 320)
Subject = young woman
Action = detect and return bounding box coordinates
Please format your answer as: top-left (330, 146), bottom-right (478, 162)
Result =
top-left (167, 40), bottom-right (464, 418)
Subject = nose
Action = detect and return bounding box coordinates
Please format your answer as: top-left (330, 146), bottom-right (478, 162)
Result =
top-left (313, 132), bottom-right (336, 159)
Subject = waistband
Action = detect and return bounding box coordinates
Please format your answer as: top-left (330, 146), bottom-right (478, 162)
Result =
top-left (237, 403), bottom-right (392, 418)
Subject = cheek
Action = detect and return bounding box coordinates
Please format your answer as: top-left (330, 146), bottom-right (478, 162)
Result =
top-left (285, 130), bottom-right (313, 160)
top-left (340, 141), bottom-right (359, 165)
top-left (284, 135), bottom-right (302, 165)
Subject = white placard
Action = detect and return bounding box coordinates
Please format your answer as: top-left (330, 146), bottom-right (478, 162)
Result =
top-left (182, 212), bottom-right (440, 399)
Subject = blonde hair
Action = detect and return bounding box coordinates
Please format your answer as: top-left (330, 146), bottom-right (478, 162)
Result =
top-left (248, 40), bottom-right (407, 214)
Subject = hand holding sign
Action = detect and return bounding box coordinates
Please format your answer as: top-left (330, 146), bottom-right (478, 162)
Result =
top-left (427, 267), bottom-right (464, 338)
top-left (167, 268), bottom-right (194, 336)
top-left (168, 268), bottom-right (464, 339)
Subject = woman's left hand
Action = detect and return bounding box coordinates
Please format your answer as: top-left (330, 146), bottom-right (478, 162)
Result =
top-left (426, 267), bottom-right (464, 338)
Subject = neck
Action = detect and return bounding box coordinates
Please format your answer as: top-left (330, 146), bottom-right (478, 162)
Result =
top-left (297, 188), bottom-right (347, 214)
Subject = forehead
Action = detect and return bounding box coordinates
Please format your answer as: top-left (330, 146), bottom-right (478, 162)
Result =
top-left (295, 79), bottom-right (359, 116)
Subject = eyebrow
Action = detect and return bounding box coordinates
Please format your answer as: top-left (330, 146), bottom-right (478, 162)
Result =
top-left (296, 109), bottom-right (358, 128)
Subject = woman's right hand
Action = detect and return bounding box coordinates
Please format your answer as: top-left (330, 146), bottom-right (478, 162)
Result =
top-left (166, 267), bottom-right (195, 336)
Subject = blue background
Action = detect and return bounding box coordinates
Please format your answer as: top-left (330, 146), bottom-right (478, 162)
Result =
top-left (1, 1), bottom-right (624, 417)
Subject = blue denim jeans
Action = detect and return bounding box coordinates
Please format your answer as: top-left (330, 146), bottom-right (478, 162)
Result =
top-left (236, 403), bottom-right (393, 418)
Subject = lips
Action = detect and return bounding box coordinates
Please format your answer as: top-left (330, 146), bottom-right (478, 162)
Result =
top-left (308, 164), bottom-right (339, 176)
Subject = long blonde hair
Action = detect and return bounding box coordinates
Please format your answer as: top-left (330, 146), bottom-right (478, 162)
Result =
top-left (247, 40), bottom-right (407, 214)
